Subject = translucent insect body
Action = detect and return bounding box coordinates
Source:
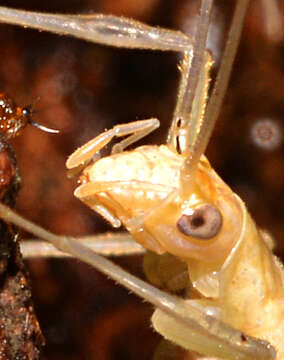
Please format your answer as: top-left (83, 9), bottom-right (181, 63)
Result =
top-left (0, 1), bottom-right (282, 359)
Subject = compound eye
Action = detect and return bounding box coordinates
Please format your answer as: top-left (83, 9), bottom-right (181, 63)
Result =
top-left (177, 204), bottom-right (222, 239)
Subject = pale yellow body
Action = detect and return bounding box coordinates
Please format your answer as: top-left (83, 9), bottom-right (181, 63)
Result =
top-left (218, 209), bottom-right (284, 360)
top-left (76, 143), bottom-right (284, 359)
top-left (0, 2), bottom-right (282, 359)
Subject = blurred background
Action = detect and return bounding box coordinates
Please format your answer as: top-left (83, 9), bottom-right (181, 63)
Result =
top-left (0, 0), bottom-right (284, 359)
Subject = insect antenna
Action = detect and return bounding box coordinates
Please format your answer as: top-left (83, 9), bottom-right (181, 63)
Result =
top-left (28, 118), bottom-right (59, 134)
top-left (180, 0), bottom-right (250, 196)
top-left (168, 0), bottom-right (213, 157)
top-left (22, 97), bottom-right (59, 134)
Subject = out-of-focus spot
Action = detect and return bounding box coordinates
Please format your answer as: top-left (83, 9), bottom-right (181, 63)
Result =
top-left (250, 118), bottom-right (282, 151)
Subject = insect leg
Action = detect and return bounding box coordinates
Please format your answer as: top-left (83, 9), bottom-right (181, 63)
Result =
top-left (66, 118), bottom-right (159, 169)
top-left (0, 7), bottom-right (192, 53)
top-left (21, 232), bottom-right (144, 259)
top-left (168, 0), bottom-right (213, 154)
top-left (0, 203), bottom-right (276, 360)
top-left (180, 0), bottom-right (251, 197)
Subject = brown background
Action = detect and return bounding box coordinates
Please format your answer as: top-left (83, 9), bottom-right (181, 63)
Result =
top-left (0, 0), bottom-right (284, 359)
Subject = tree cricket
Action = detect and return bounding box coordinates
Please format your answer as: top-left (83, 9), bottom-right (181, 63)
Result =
top-left (0, 0), bottom-right (283, 359)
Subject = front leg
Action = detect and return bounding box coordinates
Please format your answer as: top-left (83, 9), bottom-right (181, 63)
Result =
top-left (66, 118), bottom-right (159, 169)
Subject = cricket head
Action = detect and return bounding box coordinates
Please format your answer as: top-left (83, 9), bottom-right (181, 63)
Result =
top-left (132, 156), bottom-right (244, 264)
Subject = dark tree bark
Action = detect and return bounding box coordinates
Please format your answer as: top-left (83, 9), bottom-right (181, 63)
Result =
top-left (0, 133), bottom-right (43, 359)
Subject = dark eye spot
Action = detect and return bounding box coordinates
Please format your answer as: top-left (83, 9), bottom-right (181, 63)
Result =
top-left (22, 107), bottom-right (32, 117)
top-left (191, 215), bottom-right (204, 228)
top-left (176, 204), bottom-right (222, 239)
